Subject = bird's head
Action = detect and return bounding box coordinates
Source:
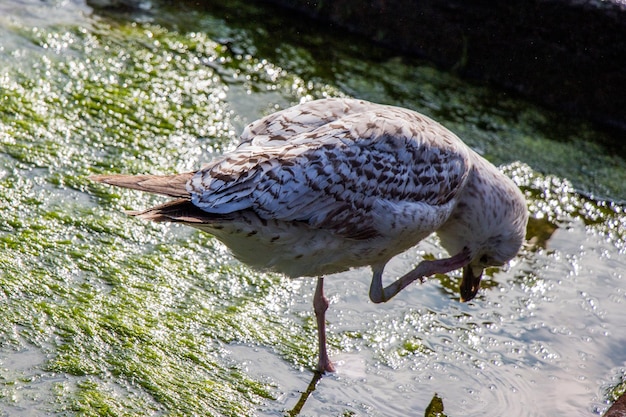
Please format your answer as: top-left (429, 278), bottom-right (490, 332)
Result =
top-left (436, 157), bottom-right (528, 302)
top-left (456, 217), bottom-right (527, 302)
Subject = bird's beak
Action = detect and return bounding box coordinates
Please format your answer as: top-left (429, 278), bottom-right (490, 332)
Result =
top-left (460, 265), bottom-right (483, 302)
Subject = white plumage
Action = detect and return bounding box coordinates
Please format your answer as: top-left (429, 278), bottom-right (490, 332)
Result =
top-left (92, 98), bottom-right (528, 373)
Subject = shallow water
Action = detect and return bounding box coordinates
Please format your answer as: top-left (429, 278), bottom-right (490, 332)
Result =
top-left (0, 0), bottom-right (625, 416)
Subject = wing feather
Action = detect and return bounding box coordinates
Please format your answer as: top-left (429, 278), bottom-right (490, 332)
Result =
top-left (188, 100), bottom-right (472, 239)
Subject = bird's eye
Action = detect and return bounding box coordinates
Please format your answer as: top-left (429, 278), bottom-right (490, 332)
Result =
top-left (480, 255), bottom-right (489, 264)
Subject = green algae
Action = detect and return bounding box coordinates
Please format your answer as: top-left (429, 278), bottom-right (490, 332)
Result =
top-left (0, 1), bottom-right (625, 416)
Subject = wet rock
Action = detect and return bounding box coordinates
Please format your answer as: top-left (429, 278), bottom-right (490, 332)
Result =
top-left (259, 0), bottom-right (626, 133)
top-left (604, 391), bottom-right (626, 417)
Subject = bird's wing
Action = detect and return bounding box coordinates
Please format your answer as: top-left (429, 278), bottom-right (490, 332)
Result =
top-left (188, 101), bottom-right (471, 239)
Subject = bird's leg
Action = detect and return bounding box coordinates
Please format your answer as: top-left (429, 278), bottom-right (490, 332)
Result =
top-left (368, 264), bottom-right (387, 304)
top-left (313, 277), bottom-right (335, 373)
top-left (369, 247), bottom-right (471, 303)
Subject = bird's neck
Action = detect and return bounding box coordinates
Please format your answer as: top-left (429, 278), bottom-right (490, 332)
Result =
top-left (436, 154), bottom-right (524, 258)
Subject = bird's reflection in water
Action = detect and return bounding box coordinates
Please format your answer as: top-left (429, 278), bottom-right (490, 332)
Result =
top-left (286, 371), bottom-right (449, 417)
top-left (286, 371), bottom-right (323, 417)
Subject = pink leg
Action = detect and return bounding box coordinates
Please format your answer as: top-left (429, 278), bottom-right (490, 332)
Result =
top-left (369, 247), bottom-right (472, 303)
top-left (313, 277), bottom-right (335, 373)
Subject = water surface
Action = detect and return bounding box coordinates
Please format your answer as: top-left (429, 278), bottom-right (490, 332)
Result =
top-left (0, 1), bottom-right (625, 416)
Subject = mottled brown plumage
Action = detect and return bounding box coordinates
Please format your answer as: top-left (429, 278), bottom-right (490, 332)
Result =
top-left (91, 98), bottom-right (528, 373)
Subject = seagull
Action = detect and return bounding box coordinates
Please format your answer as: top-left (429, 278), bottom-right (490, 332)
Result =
top-left (91, 98), bottom-right (528, 373)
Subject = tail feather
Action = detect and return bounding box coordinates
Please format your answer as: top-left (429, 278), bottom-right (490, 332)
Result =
top-left (90, 172), bottom-right (194, 198)
top-left (91, 172), bottom-right (226, 225)
top-left (128, 199), bottom-right (222, 224)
